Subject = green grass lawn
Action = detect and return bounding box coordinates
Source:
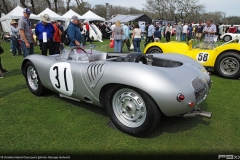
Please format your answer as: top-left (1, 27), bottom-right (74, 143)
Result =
top-left (0, 38), bottom-right (239, 159)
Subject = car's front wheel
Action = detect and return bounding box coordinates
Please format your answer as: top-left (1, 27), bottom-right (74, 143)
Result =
top-left (147, 47), bottom-right (163, 54)
top-left (215, 52), bottom-right (240, 79)
top-left (223, 35), bottom-right (232, 42)
top-left (24, 61), bottom-right (47, 96)
top-left (105, 85), bottom-right (161, 137)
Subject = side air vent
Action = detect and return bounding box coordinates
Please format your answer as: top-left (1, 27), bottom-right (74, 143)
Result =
top-left (85, 63), bottom-right (106, 88)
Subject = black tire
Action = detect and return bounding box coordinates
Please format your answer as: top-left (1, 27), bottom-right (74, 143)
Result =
top-left (24, 61), bottom-right (47, 96)
top-left (223, 35), bottom-right (232, 42)
top-left (105, 85), bottom-right (161, 137)
top-left (215, 52), bottom-right (240, 79)
top-left (147, 47), bottom-right (163, 54)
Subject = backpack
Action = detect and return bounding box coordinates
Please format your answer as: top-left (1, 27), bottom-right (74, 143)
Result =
top-left (62, 28), bottom-right (70, 46)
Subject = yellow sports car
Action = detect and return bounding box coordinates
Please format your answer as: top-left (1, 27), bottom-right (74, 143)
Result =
top-left (143, 40), bottom-right (240, 79)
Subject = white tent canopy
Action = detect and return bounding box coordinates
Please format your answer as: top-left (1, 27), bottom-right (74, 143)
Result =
top-left (81, 10), bottom-right (105, 22)
top-left (62, 9), bottom-right (82, 28)
top-left (0, 5), bottom-right (39, 32)
top-left (62, 9), bottom-right (82, 19)
top-left (38, 8), bottom-right (66, 21)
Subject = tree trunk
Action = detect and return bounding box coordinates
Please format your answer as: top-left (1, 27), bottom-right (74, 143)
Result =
top-left (66, 0), bottom-right (71, 11)
top-left (45, 0), bottom-right (51, 9)
top-left (54, 0), bottom-right (58, 13)
top-left (30, 0), bottom-right (36, 14)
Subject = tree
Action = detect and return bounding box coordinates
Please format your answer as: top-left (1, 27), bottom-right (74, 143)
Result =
top-left (54, 0), bottom-right (58, 13)
top-left (66, 0), bottom-right (71, 11)
top-left (1, 0), bottom-right (10, 14)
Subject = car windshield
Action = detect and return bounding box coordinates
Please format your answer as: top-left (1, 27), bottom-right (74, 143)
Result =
top-left (57, 44), bottom-right (110, 61)
top-left (193, 42), bottom-right (217, 50)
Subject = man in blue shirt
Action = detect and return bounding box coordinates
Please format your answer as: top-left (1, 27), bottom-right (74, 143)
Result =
top-left (68, 15), bottom-right (82, 48)
top-left (121, 23), bottom-right (130, 52)
top-left (144, 22), bottom-right (155, 46)
top-left (35, 14), bottom-right (55, 56)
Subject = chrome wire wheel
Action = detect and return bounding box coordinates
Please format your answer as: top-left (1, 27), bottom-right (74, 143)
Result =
top-left (220, 57), bottom-right (240, 76)
top-left (112, 88), bottom-right (147, 128)
top-left (27, 66), bottom-right (38, 90)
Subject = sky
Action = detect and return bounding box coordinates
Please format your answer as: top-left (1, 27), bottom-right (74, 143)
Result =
top-left (73, 0), bottom-right (240, 17)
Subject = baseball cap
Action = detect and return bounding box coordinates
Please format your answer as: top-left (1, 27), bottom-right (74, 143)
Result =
top-left (23, 8), bottom-right (31, 14)
top-left (71, 15), bottom-right (79, 20)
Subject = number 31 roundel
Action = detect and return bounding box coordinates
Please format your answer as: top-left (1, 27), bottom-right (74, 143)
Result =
top-left (196, 52), bottom-right (209, 63)
top-left (49, 62), bottom-right (74, 96)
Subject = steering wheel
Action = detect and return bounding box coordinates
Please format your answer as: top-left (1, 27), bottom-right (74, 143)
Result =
top-left (67, 46), bottom-right (87, 60)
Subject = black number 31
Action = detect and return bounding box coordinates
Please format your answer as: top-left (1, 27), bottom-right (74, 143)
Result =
top-left (53, 66), bottom-right (68, 91)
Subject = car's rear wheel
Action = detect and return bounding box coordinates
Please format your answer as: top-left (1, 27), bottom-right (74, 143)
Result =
top-left (223, 35), bottom-right (232, 42)
top-left (25, 61), bottom-right (47, 96)
top-left (215, 52), bottom-right (240, 79)
top-left (147, 47), bottom-right (163, 54)
top-left (105, 85), bottom-right (161, 137)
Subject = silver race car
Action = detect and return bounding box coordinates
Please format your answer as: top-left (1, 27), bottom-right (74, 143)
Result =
top-left (21, 46), bottom-right (212, 137)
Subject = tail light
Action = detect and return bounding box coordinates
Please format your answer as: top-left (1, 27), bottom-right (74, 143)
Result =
top-left (177, 93), bottom-right (185, 102)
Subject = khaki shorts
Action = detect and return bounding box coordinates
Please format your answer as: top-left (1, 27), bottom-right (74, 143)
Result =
top-left (196, 33), bottom-right (202, 37)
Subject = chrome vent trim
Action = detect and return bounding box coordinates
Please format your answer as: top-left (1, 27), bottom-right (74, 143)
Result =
top-left (85, 63), bottom-right (106, 88)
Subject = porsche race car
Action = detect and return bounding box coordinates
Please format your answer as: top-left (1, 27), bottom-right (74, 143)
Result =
top-left (21, 46), bottom-right (212, 137)
top-left (144, 39), bottom-right (240, 79)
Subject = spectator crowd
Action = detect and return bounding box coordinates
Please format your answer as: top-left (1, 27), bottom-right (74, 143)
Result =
top-left (1, 7), bottom-right (240, 78)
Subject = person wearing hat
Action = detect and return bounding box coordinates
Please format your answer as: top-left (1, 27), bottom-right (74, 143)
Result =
top-left (10, 20), bottom-right (22, 56)
top-left (18, 8), bottom-right (34, 58)
top-left (67, 15), bottom-right (82, 47)
top-left (35, 14), bottom-right (55, 56)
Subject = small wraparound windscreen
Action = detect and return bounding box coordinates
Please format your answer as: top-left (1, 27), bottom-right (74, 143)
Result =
top-left (152, 57), bottom-right (183, 67)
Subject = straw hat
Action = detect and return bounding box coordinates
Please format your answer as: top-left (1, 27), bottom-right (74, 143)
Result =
top-left (178, 22), bottom-right (181, 25)
top-left (10, 20), bottom-right (18, 25)
top-left (40, 14), bottom-right (52, 23)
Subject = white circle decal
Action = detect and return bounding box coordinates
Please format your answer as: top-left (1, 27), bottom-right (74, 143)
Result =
top-left (196, 52), bottom-right (209, 63)
top-left (49, 62), bottom-right (74, 96)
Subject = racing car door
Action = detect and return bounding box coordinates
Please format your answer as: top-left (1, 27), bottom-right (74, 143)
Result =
top-left (188, 43), bottom-right (217, 67)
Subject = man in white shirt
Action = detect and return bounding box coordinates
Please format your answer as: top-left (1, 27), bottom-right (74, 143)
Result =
top-left (182, 23), bottom-right (188, 41)
top-left (203, 20), bottom-right (216, 42)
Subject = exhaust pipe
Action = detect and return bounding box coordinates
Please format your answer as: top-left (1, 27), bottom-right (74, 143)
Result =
top-left (183, 110), bottom-right (212, 119)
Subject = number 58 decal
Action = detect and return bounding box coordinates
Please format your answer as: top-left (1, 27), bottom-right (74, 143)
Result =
top-left (196, 52), bottom-right (209, 63)
top-left (49, 62), bottom-right (74, 96)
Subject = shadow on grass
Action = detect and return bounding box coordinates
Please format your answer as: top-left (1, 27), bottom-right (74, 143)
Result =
top-left (0, 84), bottom-right (26, 98)
top-left (148, 101), bottom-right (211, 138)
top-left (2, 69), bottom-right (22, 77)
top-left (44, 92), bottom-right (211, 138)
top-left (51, 93), bottom-right (108, 118)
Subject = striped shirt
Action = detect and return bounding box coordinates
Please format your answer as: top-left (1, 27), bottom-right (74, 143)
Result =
top-left (203, 25), bottom-right (216, 42)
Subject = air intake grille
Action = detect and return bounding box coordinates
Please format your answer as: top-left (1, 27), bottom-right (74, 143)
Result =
top-left (86, 63), bottom-right (106, 88)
